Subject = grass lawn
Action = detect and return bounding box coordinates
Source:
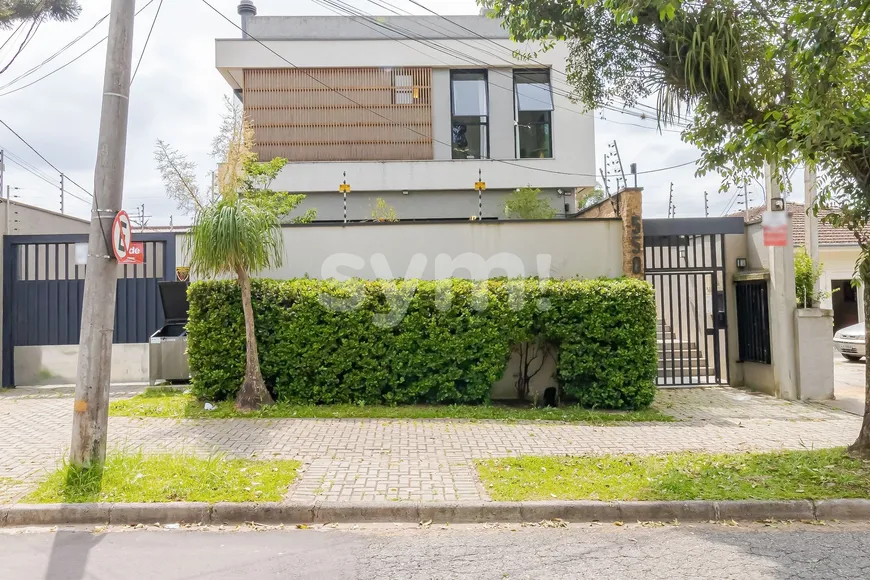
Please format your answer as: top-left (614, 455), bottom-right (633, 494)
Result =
top-left (108, 388), bottom-right (673, 423)
top-left (25, 453), bottom-right (301, 504)
top-left (477, 448), bottom-right (870, 502)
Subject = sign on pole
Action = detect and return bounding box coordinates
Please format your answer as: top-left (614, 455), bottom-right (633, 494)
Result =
top-left (120, 242), bottom-right (144, 265)
top-left (112, 210), bottom-right (134, 261)
top-left (762, 210), bottom-right (788, 247)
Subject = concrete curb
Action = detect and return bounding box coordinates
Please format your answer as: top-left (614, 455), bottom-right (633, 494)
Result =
top-left (3, 499), bottom-right (870, 527)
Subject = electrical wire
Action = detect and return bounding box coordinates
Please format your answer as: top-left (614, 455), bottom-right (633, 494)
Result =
top-left (0, 12), bottom-right (110, 92)
top-left (0, 21), bottom-right (27, 56)
top-left (400, 0), bottom-right (693, 126)
top-left (4, 154), bottom-right (91, 205)
top-left (0, 118), bottom-right (93, 197)
top-left (131, 0), bottom-right (164, 84)
top-left (201, 0), bottom-right (699, 179)
top-left (312, 0), bottom-right (684, 134)
top-left (0, 0), bottom-right (157, 97)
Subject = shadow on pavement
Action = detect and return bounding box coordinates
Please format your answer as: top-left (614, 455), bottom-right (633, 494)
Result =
top-left (44, 530), bottom-right (105, 580)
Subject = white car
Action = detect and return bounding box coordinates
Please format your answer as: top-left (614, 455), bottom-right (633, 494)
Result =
top-left (834, 323), bottom-right (866, 361)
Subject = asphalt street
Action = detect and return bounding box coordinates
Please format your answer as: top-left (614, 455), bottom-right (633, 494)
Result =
top-left (3, 522), bottom-right (870, 580)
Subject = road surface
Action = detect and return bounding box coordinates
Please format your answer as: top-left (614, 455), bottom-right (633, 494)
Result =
top-left (3, 522), bottom-right (870, 579)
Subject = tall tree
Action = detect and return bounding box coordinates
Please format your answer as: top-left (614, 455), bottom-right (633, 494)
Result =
top-left (155, 101), bottom-right (315, 411)
top-left (483, 0), bottom-right (870, 456)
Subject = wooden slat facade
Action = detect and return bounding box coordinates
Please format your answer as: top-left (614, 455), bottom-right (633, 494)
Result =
top-left (243, 68), bottom-right (434, 162)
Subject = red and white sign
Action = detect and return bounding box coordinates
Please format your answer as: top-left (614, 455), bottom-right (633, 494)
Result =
top-left (119, 242), bottom-right (144, 265)
top-left (762, 210), bottom-right (789, 247)
top-left (112, 210), bottom-right (134, 261)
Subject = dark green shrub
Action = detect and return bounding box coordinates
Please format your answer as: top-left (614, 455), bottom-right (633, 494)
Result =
top-left (187, 277), bottom-right (657, 409)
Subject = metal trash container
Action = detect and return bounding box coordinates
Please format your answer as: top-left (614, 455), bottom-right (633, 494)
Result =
top-left (149, 281), bottom-right (191, 384)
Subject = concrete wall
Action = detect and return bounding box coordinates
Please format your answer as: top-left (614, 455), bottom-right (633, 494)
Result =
top-left (295, 188), bottom-right (575, 222)
top-left (793, 309), bottom-right (835, 400)
top-left (14, 344), bottom-right (148, 386)
top-left (177, 219), bottom-right (624, 281)
top-left (746, 223), bottom-right (768, 270)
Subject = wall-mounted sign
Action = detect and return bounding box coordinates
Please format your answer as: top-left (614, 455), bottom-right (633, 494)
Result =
top-left (762, 210), bottom-right (788, 247)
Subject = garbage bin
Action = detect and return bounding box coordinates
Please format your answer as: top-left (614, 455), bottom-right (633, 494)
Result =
top-left (149, 281), bottom-right (191, 384)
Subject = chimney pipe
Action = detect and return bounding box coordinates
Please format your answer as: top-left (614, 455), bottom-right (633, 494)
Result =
top-left (237, 0), bottom-right (257, 39)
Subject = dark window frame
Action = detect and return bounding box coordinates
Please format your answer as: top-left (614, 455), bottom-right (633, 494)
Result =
top-left (514, 69), bottom-right (554, 159)
top-left (450, 69), bottom-right (490, 160)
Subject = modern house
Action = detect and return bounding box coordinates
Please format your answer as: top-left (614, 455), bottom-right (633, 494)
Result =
top-left (215, 3), bottom-right (596, 221)
top-left (738, 203), bottom-right (865, 331)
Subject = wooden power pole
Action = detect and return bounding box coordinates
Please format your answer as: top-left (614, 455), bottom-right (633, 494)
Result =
top-left (70, 0), bottom-right (136, 468)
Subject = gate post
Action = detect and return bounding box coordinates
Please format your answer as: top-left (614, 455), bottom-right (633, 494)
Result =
top-left (619, 188), bottom-right (644, 279)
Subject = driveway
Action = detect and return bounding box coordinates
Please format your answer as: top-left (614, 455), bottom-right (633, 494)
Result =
top-left (829, 351), bottom-right (867, 415)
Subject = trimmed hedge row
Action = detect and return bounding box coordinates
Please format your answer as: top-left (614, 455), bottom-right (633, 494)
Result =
top-left (187, 277), bottom-right (657, 409)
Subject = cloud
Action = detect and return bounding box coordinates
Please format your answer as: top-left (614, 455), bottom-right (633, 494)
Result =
top-left (0, 0), bottom-right (805, 224)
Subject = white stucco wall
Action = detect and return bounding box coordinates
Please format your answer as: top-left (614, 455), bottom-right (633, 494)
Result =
top-left (177, 219), bottom-right (624, 281)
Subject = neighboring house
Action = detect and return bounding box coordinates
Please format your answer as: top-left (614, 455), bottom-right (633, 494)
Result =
top-left (735, 203), bottom-right (865, 331)
top-left (215, 3), bottom-right (596, 221)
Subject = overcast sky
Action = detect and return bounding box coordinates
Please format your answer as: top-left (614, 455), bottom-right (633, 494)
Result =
top-left (0, 0), bottom-right (797, 225)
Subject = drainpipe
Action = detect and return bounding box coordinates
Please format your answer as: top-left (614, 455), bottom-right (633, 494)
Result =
top-left (237, 0), bottom-right (257, 39)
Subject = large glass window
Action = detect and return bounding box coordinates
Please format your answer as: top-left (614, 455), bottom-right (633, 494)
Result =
top-left (515, 70), bottom-right (554, 159)
top-left (451, 71), bottom-right (489, 159)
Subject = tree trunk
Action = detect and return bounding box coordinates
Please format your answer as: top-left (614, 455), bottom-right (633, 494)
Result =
top-left (234, 268), bottom-right (274, 412)
top-left (847, 266), bottom-right (870, 458)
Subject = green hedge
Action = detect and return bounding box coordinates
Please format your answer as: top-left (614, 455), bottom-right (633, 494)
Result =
top-left (187, 277), bottom-right (657, 409)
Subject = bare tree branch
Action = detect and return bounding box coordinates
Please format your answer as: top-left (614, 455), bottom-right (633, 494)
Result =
top-left (154, 139), bottom-right (204, 215)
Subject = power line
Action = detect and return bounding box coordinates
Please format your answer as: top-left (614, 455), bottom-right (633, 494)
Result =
top-left (400, 0), bottom-right (693, 127)
top-left (0, 0), bottom-right (158, 98)
top-left (202, 0), bottom-right (699, 179)
top-left (0, 118), bottom-right (93, 197)
top-left (131, 0), bottom-right (164, 84)
top-left (4, 156), bottom-right (91, 205)
top-left (313, 0), bottom-right (688, 136)
top-left (0, 12), bottom-right (110, 92)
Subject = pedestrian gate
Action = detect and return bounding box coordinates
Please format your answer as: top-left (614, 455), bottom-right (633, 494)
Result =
top-left (644, 218), bottom-right (744, 387)
top-left (2, 233), bottom-right (177, 387)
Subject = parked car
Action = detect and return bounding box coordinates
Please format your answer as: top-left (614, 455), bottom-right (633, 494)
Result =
top-left (834, 323), bottom-right (866, 361)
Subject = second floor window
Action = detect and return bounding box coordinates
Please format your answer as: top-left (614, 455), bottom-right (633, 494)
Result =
top-left (451, 70), bottom-right (489, 159)
top-left (515, 70), bottom-right (554, 159)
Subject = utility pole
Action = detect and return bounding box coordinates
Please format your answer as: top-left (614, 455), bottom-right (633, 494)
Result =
top-left (743, 183), bottom-right (750, 223)
top-left (60, 173), bottom-right (65, 214)
top-left (804, 166), bottom-right (820, 298)
top-left (70, 0), bottom-right (135, 469)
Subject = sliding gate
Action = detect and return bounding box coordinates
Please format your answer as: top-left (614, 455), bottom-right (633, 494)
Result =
top-left (2, 233), bottom-right (177, 387)
top-left (644, 218), bottom-right (744, 387)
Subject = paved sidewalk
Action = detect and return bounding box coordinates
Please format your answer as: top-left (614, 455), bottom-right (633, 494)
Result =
top-left (0, 387), bottom-right (861, 504)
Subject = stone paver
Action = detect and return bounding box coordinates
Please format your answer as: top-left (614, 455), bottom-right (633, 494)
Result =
top-left (0, 387), bottom-right (861, 503)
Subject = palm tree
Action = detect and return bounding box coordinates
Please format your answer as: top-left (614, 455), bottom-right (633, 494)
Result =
top-left (187, 195), bottom-right (283, 410)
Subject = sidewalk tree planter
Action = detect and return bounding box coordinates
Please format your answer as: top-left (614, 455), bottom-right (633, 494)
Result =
top-left (187, 277), bottom-right (658, 410)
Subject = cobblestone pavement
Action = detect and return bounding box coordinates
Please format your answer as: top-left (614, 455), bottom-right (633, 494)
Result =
top-left (0, 387), bottom-right (861, 504)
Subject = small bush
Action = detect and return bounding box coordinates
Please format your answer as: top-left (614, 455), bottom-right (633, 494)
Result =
top-left (794, 248), bottom-right (825, 308)
top-left (187, 277), bottom-right (657, 409)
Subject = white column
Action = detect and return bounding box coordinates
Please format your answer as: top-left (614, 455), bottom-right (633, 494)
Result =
top-left (765, 163), bottom-right (798, 399)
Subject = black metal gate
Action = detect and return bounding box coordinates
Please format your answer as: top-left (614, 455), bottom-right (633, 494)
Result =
top-left (644, 218), bottom-right (744, 387)
top-left (2, 233), bottom-right (177, 387)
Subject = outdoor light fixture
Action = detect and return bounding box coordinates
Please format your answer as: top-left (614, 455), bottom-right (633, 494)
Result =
top-left (736, 257), bottom-right (748, 270)
top-left (402, 190), bottom-right (409, 195)
top-left (771, 197), bottom-right (786, 211)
